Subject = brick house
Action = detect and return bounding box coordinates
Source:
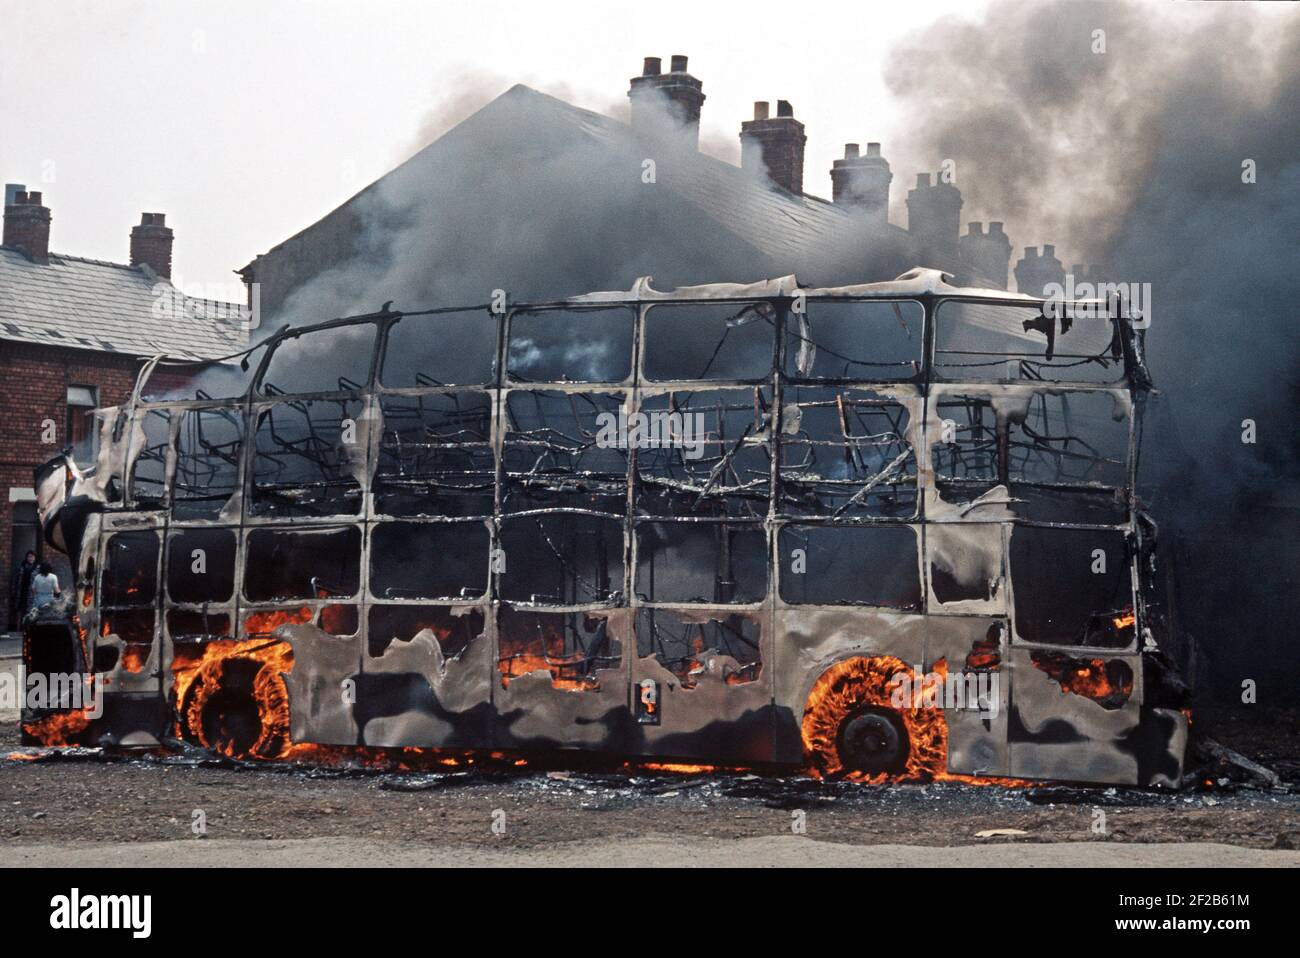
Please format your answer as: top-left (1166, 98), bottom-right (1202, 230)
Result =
top-left (0, 185), bottom-right (245, 625)
top-left (240, 56), bottom-right (1071, 327)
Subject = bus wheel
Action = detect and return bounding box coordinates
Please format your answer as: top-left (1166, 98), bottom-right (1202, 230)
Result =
top-left (181, 656), bottom-right (289, 760)
top-left (837, 707), bottom-right (908, 775)
top-left (802, 655), bottom-right (913, 778)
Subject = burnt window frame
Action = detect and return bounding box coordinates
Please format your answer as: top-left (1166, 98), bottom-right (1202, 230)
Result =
top-left (127, 406), bottom-right (174, 510)
top-left (640, 299), bottom-right (779, 385)
top-left (164, 525), bottom-right (239, 606)
top-left (380, 308), bottom-right (501, 389)
top-left (499, 386), bottom-right (631, 519)
top-left (774, 522), bottom-right (925, 611)
top-left (781, 297), bottom-right (926, 384)
top-left (246, 394), bottom-right (369, 520)
top-left (367, 518), bottom-right (493, 603)
top-left (1006, 523), bottom-right (1139, 652)
top-left (929, 385), bottom-right (1134, 507)
top-left (776, 385), bottom-right (918, 521)
top-left (930, 297), bottom-right (1125, 385)
top-left (505, 304), bottom-right (637, 386)
top-left (374, 387), bottom-right (497, 519)
top-left (632, 519), bottom-right (770, 608)
top-left (242, 524), bottom-right (363, 604)
top-left (171, 403), bottom-right (247, 521)
top-left (255, 317), bottom-right (381, 399)
top-left (97, 528), bottom-right (162, 668)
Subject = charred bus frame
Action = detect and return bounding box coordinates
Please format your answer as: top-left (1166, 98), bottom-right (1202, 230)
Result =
top-left (28, 268), bottom-right (1190, 785)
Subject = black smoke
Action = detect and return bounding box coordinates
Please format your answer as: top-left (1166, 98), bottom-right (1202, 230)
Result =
top-left (885, 0), bottom-right (1300, 704)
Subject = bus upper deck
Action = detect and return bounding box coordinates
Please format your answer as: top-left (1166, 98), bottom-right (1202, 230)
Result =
top-left (26, 268), bottom-right (1189, 787)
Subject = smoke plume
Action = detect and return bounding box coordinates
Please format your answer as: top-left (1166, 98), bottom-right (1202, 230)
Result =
top-left (886, 0), bottom-right (1300, 703)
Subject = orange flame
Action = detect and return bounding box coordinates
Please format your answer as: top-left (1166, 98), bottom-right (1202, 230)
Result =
top-left (1031, 652), bottom-right (1133, 709)
top-left (119, 645), bottom-right (150, 673)
top-left (168, 609), bottom-right (523, 770)
top-left (498, 651), bottom-right (601, 692)
top-left (801, 655), bottom-right (1025, 786)
top-left (22, 708), bottom-right (93, 747)
top-left (801, 655), bottom-right (949, 783)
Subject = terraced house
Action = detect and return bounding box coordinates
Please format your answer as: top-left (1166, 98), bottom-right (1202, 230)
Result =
top-left (0, 184), bottom-right (246, 624)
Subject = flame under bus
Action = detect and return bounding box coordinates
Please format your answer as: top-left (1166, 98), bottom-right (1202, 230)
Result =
top-left (28, 269), bottom-right (1190, 786)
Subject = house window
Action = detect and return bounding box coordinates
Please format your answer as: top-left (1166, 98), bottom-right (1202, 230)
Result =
top-left (67, 386), bottom-right (98, 464)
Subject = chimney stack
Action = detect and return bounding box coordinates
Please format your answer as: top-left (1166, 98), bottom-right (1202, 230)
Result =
top-left (1013, 245), bottom-right (1066, 297)
top-left (130, 212), bottom-right (174, 278)
top-left (958, 220), bottom-right (1013, 289)
top-left (628, 54), bottom-right (706, 149)
top-left (831, 141), bottom-right (893, 222)
top-left (740, 99), bottom-right (807, 195)
top-left (3, 186), bottom-right (52, 262)
top-left (906, 171), bottom-right (963, 266)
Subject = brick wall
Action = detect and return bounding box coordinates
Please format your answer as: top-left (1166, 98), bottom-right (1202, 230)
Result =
top-left (0, 341), bottom-right (145, 623)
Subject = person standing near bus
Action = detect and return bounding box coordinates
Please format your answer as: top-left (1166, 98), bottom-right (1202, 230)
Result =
top-left (27, 561), bottom-right (62, 615)
top-left (8, 550), bottom-right (37, 630)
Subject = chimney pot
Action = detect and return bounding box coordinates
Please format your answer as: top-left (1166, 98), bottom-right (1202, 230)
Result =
top-left (959, 219), bottom-right (1011, 289)
top-left (907, 171), bottom-right (963, 267)
top-left (1014, 243), bottom-right (1066, 296)
top-left (989, 221), bottom-right (1004, 234)
top-left (831, 142), bottom-right (891, 217)
top-left (130, 211), bottom-right (175, 278)
top-left (741, 98), bottom-right (807, 194)
top-left (866, 142), bottom-right (882, 157)
top-left (629, 55), bottom-right (706, 149)
top-left (3, 185), bottom-right (52, 261)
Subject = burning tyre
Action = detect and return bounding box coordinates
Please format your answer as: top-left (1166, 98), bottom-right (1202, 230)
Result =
top-left (175, 640), bottom-right (293, 760)
top-left (801, 655), bottom-right (948, 781)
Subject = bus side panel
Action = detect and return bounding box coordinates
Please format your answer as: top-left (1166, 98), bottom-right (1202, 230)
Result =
top-left (771, 608), bottom-right (928, 766)
top-left (923, 616), bottom-right (1010, 777)
top-left (1007, 645), bottom-right (1144, 785)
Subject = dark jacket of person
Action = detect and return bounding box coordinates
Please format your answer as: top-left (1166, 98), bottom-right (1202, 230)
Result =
top-left (8, 556), bottom-right (38, 628)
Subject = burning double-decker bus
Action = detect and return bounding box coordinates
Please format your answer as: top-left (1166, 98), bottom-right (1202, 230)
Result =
top-left (27, 267), bottom-right (1190, 786)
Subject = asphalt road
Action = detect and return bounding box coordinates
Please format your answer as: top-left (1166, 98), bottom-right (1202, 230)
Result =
top-left (3, 835), bottom-right (1296, 867)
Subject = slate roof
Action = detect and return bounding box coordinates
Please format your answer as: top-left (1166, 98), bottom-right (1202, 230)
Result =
top-left (0, 246), bottom-right (247, 361)
top-left (252, 84), bottom-right (917, 276)
top-left (531, 85), bottom-right (911, 261)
